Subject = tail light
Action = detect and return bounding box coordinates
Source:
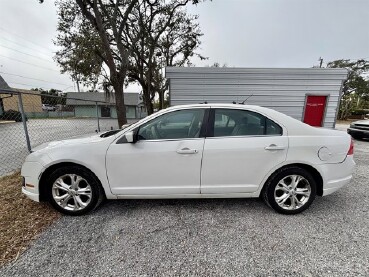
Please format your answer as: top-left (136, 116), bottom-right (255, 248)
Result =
top-left (347, 139), bottom-right (354, 156)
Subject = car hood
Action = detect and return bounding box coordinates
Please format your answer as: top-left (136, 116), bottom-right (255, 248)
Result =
top-left (352, 120), bottom-right (369, 125)
top-left (32, 132), bottom-right (118, 152)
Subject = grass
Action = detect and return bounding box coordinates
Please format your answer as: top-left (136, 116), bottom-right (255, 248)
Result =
top-left (0, 172), bottom-right (60, 266)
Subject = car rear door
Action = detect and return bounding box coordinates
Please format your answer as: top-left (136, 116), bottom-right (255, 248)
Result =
top-left (201, 108), bottom-right (288, 194)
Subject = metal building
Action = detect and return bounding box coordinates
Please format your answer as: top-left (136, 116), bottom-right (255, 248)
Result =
top-left (165, 67), bottom-right (348, 128)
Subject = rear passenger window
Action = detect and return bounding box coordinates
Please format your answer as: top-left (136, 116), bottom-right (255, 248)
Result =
top-left (212, 109), bottom-right (282, 137)
top-left (214, 114), bottom-right (235, 128)
top-left (266, 118), bottom-right (283, 135)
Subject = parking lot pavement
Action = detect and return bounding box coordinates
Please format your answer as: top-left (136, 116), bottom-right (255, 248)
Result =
top-left (0, 118), bottom-right (121, 176)
top-left (1, 137), bottom-right (368, 276)
top-left (335, 123), bottom-right (350, 132)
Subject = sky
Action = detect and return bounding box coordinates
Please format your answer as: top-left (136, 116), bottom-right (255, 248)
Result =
top-left (0, 0), bottom-right (368, 92)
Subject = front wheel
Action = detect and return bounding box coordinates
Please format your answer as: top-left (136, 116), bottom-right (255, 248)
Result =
top-left (262, 167), bottom-right (317, 215)
top-left (46, 166), bottom-right (104, 216)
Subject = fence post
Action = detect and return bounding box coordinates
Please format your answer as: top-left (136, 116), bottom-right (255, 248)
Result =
top-left (17, 93), bottom-right (32, 152)
top-left (95, 102), bottom-right (100, 132)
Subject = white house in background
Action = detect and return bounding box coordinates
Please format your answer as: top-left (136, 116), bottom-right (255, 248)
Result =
top-left (165, 67), bottom-right (348, 128)
top-left (66, 92), bottom-right (146, 119)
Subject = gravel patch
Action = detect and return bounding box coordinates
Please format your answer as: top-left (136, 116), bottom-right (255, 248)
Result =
top-left (1, 138), bottom-right (368, 276)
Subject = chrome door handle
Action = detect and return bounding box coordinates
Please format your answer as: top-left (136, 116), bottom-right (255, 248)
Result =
top-left (265, 144), bottom-right (286, 151)
top-left (177, 147), bottom-right (198, 154)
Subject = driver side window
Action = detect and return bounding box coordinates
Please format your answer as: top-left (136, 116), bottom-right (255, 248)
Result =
top-left (137, 109), bottom-right (205, 140)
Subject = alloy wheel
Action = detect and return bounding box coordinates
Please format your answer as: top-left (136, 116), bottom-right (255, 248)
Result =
top-left (274, 174), bottom-right (311, 210)
top-left (52, 174), bottom-right (92, 211)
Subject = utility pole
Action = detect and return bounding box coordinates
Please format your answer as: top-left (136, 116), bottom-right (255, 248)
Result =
top-left (319, 57), bottom-right (324, 68)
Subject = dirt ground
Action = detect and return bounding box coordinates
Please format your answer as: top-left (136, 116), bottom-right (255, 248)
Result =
top-left (0, 172), bottom-right (60, 266)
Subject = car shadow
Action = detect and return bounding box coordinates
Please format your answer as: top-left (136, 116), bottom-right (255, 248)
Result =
top-left (95, 197), bottom-right (271, 216)
top-left (92, 194), bottom-right (350, 217)
top-left (102, 197), bottom-right (262, 210)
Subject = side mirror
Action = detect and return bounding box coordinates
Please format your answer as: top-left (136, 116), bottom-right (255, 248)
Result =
top-left (124, 131), bottom-right (136, 143)
top-left (121, 123), bottom-right (132, 129)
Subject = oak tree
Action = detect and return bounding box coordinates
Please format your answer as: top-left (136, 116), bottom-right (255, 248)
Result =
top-left (49, 0), bottom-right (205, 126)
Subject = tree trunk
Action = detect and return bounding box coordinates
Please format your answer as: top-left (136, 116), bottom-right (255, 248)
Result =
top-left (146, 98), bottom-right (154, 115)
top-left (76, 80), bottom-right (80, 93)
top-left (158, 89), bottom-right (164, 110)
top-left (142, 87), bottom-right (154, 115)
top-left (111, 79), bottom-right (127, 127)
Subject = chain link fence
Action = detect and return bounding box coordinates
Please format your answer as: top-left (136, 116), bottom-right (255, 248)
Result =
top-left (0, 89), bottom-right (139, 176)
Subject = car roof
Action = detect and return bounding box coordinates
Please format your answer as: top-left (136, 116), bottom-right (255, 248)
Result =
top-left (165, 103), bottom-right (277, 117)
top-left (167, 103), bottom-right (258, 109)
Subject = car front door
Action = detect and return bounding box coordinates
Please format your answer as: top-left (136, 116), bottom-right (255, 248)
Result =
top-left (106, 108), bottom-right (208, 196)
top-left (201, 108), bottom-right (288, 194)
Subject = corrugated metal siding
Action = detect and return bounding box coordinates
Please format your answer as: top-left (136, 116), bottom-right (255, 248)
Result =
top-left (166, 67), bottom-right (347, 128)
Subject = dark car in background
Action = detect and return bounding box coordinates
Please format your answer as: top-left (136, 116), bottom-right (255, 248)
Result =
top-left (348, 120), bottom-right (369, 139)
top-left (42, 104), bottom-right (57, 111)
top-left (0, 110), bottom-right (27, 122)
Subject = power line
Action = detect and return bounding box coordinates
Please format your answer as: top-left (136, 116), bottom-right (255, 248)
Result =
top-left (0, 71), bottom-right (72, 87)
top-left (0, 36), bottom-right (53, 57)
top-left (0, 44), bottom-right (55, 64)
top-left (61, 85), bottom-right (75, 92)
top-left (0, 27), bottom-right (55, 53)
top-left (8, 81), bottom-right (75, 92)
top-left (0, 54), bottom-right (60, 72)
top-left (8, 81), bottom-right (63, 90)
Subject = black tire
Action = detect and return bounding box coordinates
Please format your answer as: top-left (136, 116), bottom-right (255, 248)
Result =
top-left (262, 166), bottom-right (317, 215)
top-left (46, 166), bottom-right (105, 216)
top-left (351, 134), bottom-right (363, 140)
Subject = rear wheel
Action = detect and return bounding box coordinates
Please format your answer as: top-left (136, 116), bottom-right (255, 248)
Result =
top-left (46, 166), bottom-right (104, 216)
top-left (262, 167), bottom-right (316, 215)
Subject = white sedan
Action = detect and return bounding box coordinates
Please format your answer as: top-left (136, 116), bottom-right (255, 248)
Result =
top-left (21, 104), bottom-right (355, 215)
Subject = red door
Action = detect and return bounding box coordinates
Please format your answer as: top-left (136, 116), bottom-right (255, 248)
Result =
top-left (303, 95), bottom-right (327, 127)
